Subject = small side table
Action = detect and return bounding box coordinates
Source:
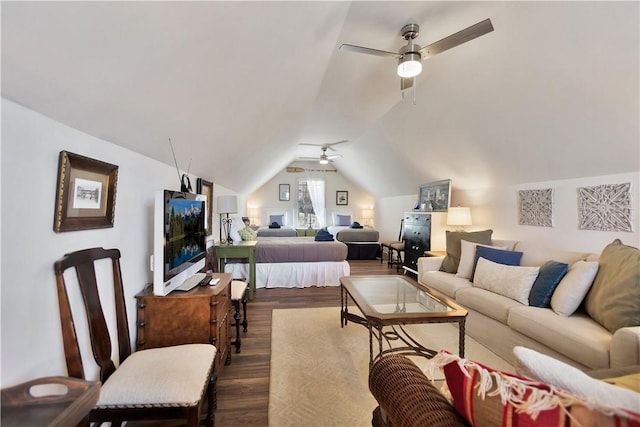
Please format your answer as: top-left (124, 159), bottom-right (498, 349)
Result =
top-left (424, 250), bottom-right (447, 257)
top-left (216, 241), bottom-right (257, 299)
top-left (231, 280), bottom-right (249, 353)
top-left (1, 376), bottom-right (100, 427)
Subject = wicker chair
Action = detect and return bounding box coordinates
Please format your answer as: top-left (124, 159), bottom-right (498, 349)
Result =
top-left (369, 354), bottom-right (468, 427)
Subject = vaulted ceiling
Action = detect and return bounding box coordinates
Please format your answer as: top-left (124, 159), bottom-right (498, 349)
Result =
top-left (2, 1), bottom-right (638, 197)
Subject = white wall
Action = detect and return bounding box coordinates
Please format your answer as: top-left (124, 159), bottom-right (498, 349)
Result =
top-left (377, 173), bottom-right (639, 254)
top-left (0, 99), bottom-right (238, 387)
top-left (247, 161), bottom-right (375, 228)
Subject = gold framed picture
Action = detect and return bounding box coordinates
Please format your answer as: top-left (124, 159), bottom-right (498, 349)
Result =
top-left (53, 151), bottom-right (118, 232)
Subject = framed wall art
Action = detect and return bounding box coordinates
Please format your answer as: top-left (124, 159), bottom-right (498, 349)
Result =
top-left (53, 150), bottom-right (119, 232)
top-left (279, 184), bottom-right (290, 201)
top-left (418, 179), bottom-right (451, 212)
top-left (196, 178), bottom-right (214, 236)
top-left (336, 190), bottom-right (349, 206)
top-left (578, 182), bottom-right (632, 232)
top-left (518, 188), bottom-right (553, 227)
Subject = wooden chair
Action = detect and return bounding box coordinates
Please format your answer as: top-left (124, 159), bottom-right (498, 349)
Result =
top-left (380, 219), bottom-right (405, 272)
top-left (54, 247), bottom-right (217, 427)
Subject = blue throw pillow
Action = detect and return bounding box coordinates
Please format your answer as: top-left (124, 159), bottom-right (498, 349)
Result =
top-left (471, 246), bottom-right (523, 281)
top-left (529, 261), bottom-right (569, 307)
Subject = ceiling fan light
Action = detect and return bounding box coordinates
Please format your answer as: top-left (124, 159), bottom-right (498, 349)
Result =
top-left (397, 53), bottom-right (422, 78)
top-left (319, 158), bottom-right (329, 165)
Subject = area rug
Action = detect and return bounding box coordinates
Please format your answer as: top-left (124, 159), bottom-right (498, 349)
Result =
top-left (268, 306), bottom-right (514, 427)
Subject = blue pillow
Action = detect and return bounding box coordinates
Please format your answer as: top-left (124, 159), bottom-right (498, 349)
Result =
top-left (269, 214), bottom-right (284, 226)
top-left (529, 261), bottom-right (569, 307)
top-left (336, 214), bottom-right (351, 226)
top-left (471, 246), bottom-right (523, 281)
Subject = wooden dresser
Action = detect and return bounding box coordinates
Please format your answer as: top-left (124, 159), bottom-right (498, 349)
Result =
top-left (402, 212), bottom-right (431, 274)
top-left (135, 273), bottom-right (232, 375)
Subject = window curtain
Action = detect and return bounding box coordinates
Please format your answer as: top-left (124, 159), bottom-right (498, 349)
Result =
top-left (306, 176), bottom-right (326, 228)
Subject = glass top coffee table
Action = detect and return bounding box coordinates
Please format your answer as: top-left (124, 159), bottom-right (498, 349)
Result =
top-left (340, 275), bottom-right (468, 364)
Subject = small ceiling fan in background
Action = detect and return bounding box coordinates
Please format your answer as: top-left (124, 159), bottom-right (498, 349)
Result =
top-left (340, 18), bottom-right (494, 91)
top-left (298, 140), bottom-right (347, 164)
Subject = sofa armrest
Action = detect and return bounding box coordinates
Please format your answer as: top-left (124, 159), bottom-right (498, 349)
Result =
top-left (369, 354), bottom-right (467, 427)
top-left (418, 256), bottom-right (445, 284)
top-left (610, 326), bottom-right (640, 368)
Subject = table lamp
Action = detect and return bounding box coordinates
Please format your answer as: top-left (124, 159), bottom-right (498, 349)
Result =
top-left (447, 207), bottom-right (472, 231)
top-left (217, 195), bottom-right (238, 243)
top-left (361, 209), bottom-right (373, 227)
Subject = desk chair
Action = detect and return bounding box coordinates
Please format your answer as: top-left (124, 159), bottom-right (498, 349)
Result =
top-left (380, 219), bottom-right (405, 272)
top-left (54, 247), bottom-right (217, 427)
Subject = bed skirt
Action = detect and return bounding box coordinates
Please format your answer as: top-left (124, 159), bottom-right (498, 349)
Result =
top-left (224, 261), bottom-right (350, 289)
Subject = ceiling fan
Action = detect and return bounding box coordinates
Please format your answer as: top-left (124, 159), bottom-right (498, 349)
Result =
top-left (340, 18), bottom-right (494, 91)
top-left (298, 140), bottom-right (347, 164)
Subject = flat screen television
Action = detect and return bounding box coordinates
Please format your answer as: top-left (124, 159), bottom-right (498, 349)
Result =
top-left (153, 189), bottom-right (206, 296)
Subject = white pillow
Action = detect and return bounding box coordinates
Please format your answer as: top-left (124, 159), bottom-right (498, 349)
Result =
top-left (229, 216), bottom-right (244, 242)
top-left (456, 240), bottom-right (507, 280)
top-left (473, 258), bottom-right (540, 305)
top-left (550, 260), bottom-right (599, 316)
top-left (514, 346), bottom-right (640, 413)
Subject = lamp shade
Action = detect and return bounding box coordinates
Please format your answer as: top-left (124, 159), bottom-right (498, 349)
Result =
top-left (447, 207), bottom-right (472, 226)
top-left (397, 53), bottom-right (422, 78)
top-left (361, 209), bottom-right (372, 220)
top-left (217, 195), bottom-right (238, 214)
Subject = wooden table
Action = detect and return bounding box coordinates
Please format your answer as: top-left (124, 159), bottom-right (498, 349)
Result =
top-left (216, 241), bottom-right (257, 299)
top-left (1, 376), bottom-right (100, 427)
top-left (340, 275), bottom-right (467, 365)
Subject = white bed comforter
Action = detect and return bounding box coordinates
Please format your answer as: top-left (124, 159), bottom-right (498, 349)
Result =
top-left (224, 261), bottom-right (350, 289)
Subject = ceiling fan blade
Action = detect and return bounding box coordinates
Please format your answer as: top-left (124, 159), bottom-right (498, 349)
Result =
top-left (400, 77), bottom-right (414, 91)
top-left (327, 154), bottom-right (342, 160)
top-left (419, 18), bottom-right (494, 59)
top-left (325, 140), bottom-right (348, 151)
top-left (340, 44), bottom-right (400, 59)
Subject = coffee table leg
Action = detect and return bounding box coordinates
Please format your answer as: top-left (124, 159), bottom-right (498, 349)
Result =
top-left (459, 319), bottom-right (466, 358)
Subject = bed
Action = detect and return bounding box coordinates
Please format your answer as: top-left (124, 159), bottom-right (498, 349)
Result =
top-left (223, 237), bottom-right (350, 289)
top-left (256, 209), bottom-right (298, 237)
top-left (256, 226), bottom-right (297, 237)
top-left (326, 209), bottom-right (380, 260)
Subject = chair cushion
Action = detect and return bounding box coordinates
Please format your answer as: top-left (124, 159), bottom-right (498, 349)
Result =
top-left (231, 280), bottom-right (247, 300)
top-left (97, 344), bottom-right (216, 407)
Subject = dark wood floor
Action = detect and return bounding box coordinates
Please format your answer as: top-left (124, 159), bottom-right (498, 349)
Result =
top-left (215, 258), bottom-right (415, 427)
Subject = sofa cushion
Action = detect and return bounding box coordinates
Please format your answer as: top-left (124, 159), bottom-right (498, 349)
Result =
top-left (470, 245), bottom-right (523, 280)
top-left (508, 306), bottom-right (612, 369)
top-left (472, 258), bottom-right (539, 305)
top-left (514, 346), bottom-right (640, 414)
top-left (585, 239), bottom-right (640, 333)
top-left (529, 260), bottom-right (569, 308)
top-left (513, 241), bottom-right (590, 267)
top-left (550, 260), bottom-right (599, 316)
top-left (421, 270), bottom-right (472, 299)
top-left (456, 287), bottom-right (521, 324)
top-left (455, 240), bottom-right (507, 280)
top-left (430, 350), bottom-right (640, 427)
top-left (440, 229), bottom-right (493, 273)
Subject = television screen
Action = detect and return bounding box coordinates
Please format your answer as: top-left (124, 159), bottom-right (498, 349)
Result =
top-left (153, 190), bottom-right (206, 295)
top-left (164, 197), bottom-right (206, 279)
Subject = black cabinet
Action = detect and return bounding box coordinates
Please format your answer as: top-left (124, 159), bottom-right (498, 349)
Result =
top-left (402, 212), bottom-right (431, 274)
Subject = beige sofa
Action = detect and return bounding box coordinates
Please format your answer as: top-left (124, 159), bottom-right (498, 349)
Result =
top-left (418, 239), bottom-right (640, 370)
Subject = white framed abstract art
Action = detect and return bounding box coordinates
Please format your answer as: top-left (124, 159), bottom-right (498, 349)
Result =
top-left (577, 183), bottom-right (632, 232)
top-left (518, 188), bottom-right (553, 227)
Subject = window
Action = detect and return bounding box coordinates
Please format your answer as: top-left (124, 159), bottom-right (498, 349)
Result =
top-left (297, 178), bottom-right (325, 228)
